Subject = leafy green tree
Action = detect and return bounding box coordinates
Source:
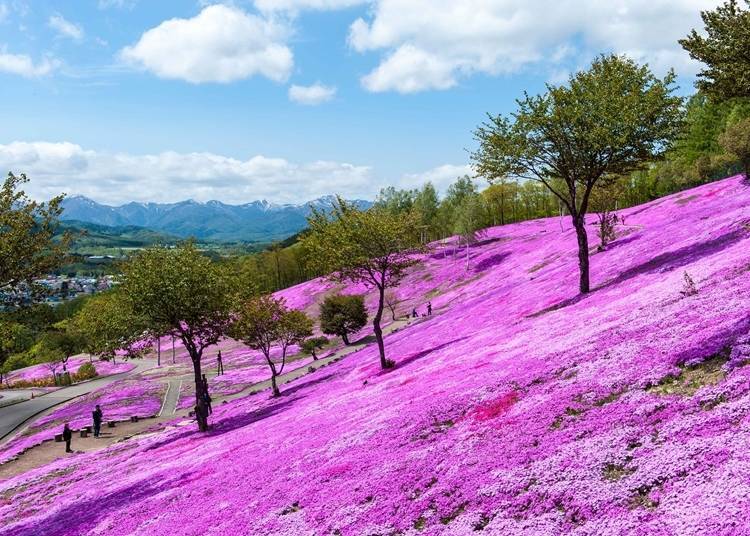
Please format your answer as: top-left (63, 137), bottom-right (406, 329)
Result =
top-left (37, 328), bottom-right (85, 384)
top-left (453, 194), bottom-right (487, 270)
top-left (680, 0), bottom-right (750, 100)
top-left (121, 244), bottom-right (233, 431)
top-left (71, 291), bottom-right (152, 364)
top-left (319, 294), bottom-right (368, 345)
top-left (375, 186), bottom-right (415, 215)
top-left (303, 200), bottom-right (423, 368)
top-left (719, 117), bottom-right (750, 179)
top-left (300, 336), bottom-right (328, 360)
top-left (0, 320), bottom-right (33, 384)
top-left (232, 296), bottom-right (313, 396)
top-left (412, 182), bottom-right (439, 242)
top-left (473, 55), bottom-right (683, 293)
top-left (0, 173), bottom-right (70, 292)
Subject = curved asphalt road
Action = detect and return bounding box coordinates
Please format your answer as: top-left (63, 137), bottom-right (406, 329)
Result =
top-left (0, 358), bottom-right (156, 443)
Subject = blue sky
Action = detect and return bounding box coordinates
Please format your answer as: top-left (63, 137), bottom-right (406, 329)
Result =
top-left (0, 1), bottom-right (719, 205)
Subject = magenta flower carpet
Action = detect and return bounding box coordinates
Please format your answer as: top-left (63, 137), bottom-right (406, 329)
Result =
top-left (2, 176), bottom-right (750, 535)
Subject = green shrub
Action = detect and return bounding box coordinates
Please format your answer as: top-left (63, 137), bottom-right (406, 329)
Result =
top-left (73, 362), bottom-right (98, 382)
top-left (319, 294), bottom-right (367, 345)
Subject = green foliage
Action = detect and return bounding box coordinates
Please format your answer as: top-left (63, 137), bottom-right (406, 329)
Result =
top-left (71, 291), bottom-right (151, 360)
top-left (719, 117), bottom-right (750, 178)
top-left (73, 361), bottom-right (98, 382)
top-left (473, 54), bottom-right (683, 293)
top-left (319, 294), bottom-right (368, 345)
top-left (0, 320), bottom-right (34, 381)
top-left (0, 173), bottom-right (70, 291)
top-left (375, 186), bottom-right (415, 214)
top-left (680, 0), bottom-right (750, 100)
top-left (300, 336), bottom-right (329, 359)
top-left (121, 244), bottom-right (233, 361)
top-left (231, 295), bottom-right (313, 396)
top-left (121, 243), bottom-right (233, 430)
top-left (303, 200), bottom-right (423, 367)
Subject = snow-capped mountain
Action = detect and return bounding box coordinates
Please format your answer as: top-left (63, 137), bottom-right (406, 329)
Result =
top-left (60, 195), bottom-right (372, 242)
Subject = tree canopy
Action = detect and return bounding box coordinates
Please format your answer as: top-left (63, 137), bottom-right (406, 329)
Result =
top-left (302, 199), bottom-right (423, 368)
top-left (473, 54), bottom-right (683, 293)
top-left (232, 295), bottom-right (313, 396)
top-left (121, 244), bottom-right (233, 431)
top-left (0, 172), bottom-right (70, 292)
top-left (680, 0), bottom-right (750, 100)
top-left (319, 294), bottom-right (368, 345)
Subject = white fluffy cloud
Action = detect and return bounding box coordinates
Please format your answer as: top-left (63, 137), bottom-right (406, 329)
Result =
top-left (120, 4), bottom-right (293, 84)
top-left (0, 49), bottom-right (59, 77)
top-left (0, 142), bottom-right (373, 204)
top-left (400, 164), bottom-right (472, 193)
top-left (348, 0), bottom-right (722, 93)
top-left (288, 83), bottom-right (337, 105)
top-left (48, 14), bottom-right (84, 41)
top-left (255, 0), bottom-right (366, 12)
top-left (0, 141), bottom-right (468, 204)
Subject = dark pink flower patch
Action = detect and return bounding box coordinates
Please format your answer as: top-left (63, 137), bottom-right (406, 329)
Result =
top-left (471, 391), bottom-right (519, 421)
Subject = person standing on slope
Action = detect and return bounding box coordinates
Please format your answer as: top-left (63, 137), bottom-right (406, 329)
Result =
top-left (217, 351), bottom-right (224, 375)
top-left (92, 404), bottom-right (103, 438)
top-left (62, 423), bottom-right (73, 453)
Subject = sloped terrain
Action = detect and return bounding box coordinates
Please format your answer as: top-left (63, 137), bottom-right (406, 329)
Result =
top-left (2, 176), bottom-right (750, 535)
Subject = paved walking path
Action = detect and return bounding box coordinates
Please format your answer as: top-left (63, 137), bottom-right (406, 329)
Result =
top-left (158, 379), bottom-right (183, 416)
top-left (0, 359), bottom-right (157, 442)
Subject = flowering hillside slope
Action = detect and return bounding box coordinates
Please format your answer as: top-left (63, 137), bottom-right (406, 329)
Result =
top-left (3, 176), bottom-right (750, 536)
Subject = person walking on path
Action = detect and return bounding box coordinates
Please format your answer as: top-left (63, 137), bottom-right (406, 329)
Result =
top-left (217, 351), bottom-right (224, 375)
top-left (92, 404), bottom-right (103, 438)
top-left (427, 302), bottom-right (432, 316)
top-left (412, 308), bottom-right (418, 318)
top-left (63, 423), bottom-right (73, 453)
top-left (202, 374), bottom-right (213, 416)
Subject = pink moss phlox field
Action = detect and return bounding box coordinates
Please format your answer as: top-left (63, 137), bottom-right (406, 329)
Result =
top-left (4, 176), bottom-right (750, 535)
top-left (4, 357), bottom-right (135, 386)
top-left (0, 376), bottom-right (164, 463)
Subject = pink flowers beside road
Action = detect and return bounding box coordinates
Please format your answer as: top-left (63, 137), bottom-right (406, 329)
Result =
top-left (0, 376), bottom-right (164, 463)
top-left (3, 176), bottom-right (750, 535)
top-left (4, 357), bottom-right (134, 387)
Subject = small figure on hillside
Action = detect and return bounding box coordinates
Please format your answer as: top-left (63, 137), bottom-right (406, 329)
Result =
top-left (202, 374), bottom-right (213, 416)
top-left (427, 302), bottom-right (432, 316)
top-left (92, 404), bottom-right (103, 438)
top-left (412, 308), bottom-right (418, 318)
top-left (217, 351), bottom-right (224, 375)
top-left (62, 423), bottom-right (73, 453)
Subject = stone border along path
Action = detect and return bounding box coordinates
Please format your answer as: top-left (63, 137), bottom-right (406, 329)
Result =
top-left (0, 316), bottom-right (421, 472)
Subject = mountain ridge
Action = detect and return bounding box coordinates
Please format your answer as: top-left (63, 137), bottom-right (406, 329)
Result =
top-left (60, 195), bottom-right (372, 243)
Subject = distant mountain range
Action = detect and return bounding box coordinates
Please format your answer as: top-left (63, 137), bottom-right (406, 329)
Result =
top-left (60, 195), bottom-right (372, 243)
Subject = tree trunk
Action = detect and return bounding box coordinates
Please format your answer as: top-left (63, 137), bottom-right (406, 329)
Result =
top-left (189, 353), bottom-right (208, 432)
top-left (374, 285), bottom-right (389, 369)
top-left (573, 215), bottom-right (591, 294)
top-left (342, 333), bottom-right (351, 345)
top-left (157, 337), bottom-right (161, 367)
top-left (465, 240), bottom-right (470, 271)
top-left (172, 334), bottom-right (176, 364)
top-left (270, 372), bottom-right (280, 396)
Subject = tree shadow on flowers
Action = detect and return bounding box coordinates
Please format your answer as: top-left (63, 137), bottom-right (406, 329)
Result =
top-left (599, 226), bottom-right (747, 291)
top-left (528, 226), bottom-right (748, 318)
top-left (473, 252), bottom-right (511, 273)
top-left (394, 337), bottom-right (469, 370)
top-left (10, 471), bottom-right (189, 536)
top-left (208, 372), bottom-right (339, 437)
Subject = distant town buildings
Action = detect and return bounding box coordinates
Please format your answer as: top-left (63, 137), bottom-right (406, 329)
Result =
top-left (0, 275), bottom-right (117, 309)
